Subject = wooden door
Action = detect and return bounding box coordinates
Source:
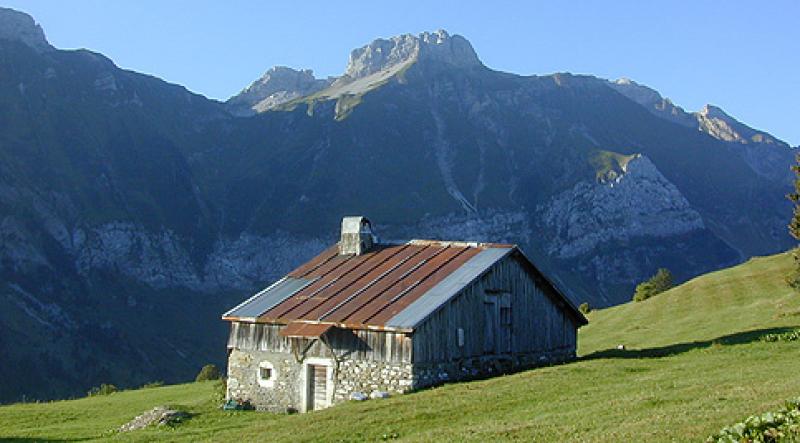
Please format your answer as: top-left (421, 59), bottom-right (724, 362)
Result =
top-left (485, 293), bottom-right (512, 354)
top-left (308, 364), bottom-right (328, 410)
top-left (498, 293), bottom-right (512, 354)
top-left (483, 297), bottom-right (496, 354)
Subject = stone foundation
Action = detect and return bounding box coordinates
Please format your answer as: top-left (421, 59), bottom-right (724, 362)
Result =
top-left (333, 360), bottom-right (413, 402)
top-left (412, 348), bottom-right (575, 389)
top-left (226, 347), bottom-right (574, 412)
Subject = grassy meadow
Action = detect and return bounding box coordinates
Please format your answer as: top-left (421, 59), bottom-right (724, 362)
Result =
top-left (1, 253), bottom-right (799, 442)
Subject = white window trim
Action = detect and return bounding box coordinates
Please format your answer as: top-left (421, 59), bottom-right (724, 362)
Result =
top-left (257, 361), bottom-right (276, 388)
top-left (301, 357), bottom-right (334, 413)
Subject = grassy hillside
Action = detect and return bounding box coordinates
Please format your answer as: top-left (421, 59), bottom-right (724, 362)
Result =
top-left (1, 253), bottom-right (799, 442)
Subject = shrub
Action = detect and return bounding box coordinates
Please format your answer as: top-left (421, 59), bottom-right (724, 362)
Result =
top-left (212, 378), bottom-right (227, 405)
top-left (761, 329), bottom-right (800, 343)
top-left (707, 398), bottom-right (800, 442)
top-left (633, 268), bottom-right (674, 302)
top-left (140, 381), bottom-right (164, 389)
top-left (195, 364), bottom-right (221, 382)
top-left (87, 383), bottom-right (118, 397)
top-left (579, 302), bottom-right (591, 315)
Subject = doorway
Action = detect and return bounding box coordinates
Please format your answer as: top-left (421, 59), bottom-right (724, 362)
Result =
top-left (304, 359), bottom-right (332, 412)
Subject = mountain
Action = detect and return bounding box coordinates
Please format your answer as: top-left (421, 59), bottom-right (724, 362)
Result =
top-left (226, 66), bottom-right (332, 116)
top-left (0, 9), bottom-right (795, 402)
top-left (610, 78), bottom-right (794, 183)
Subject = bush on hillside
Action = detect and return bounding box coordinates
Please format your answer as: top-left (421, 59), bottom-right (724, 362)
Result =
top-left (87, 383), bottom-right (118, 397)
top-left (707, 398), bottom-right (800, 442)
top-left (195, 364), bottom-right (221, 382)
top-left (579, 302), bottom-right (591, 315)
top-left (633, 268), bottom-right (674, 302)
top-left (140, 381), bottom-right (164, 389)
top-left (761, 329), bottom-right (800, 342)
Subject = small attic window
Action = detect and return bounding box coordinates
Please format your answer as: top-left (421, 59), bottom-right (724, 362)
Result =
top-left (257, 361), bottom-right (276, 388)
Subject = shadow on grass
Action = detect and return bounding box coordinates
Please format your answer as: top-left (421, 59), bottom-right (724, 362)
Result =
top-left (0, 439), bottom-right (89, 442)
top-left (582, 326), bottom-right (799, 360)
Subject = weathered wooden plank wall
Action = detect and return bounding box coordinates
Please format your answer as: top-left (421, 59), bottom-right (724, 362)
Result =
top-left (412, 254), bottom-right (579, 363)
top-left (227, 322), bottom-right (413, 363)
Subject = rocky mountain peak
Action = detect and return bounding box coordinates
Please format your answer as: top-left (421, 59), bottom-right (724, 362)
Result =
top-left (0, 7), bottom-right (52, 52)
top-left (344, 29), bottom-right (481, 80)
top-left (698, 104), bottom-right (731, 120)
top-left (611, 78), bottom-right (664, 106)
top-left (226, 66), bottom-right (332, 116)
top-left (695, 103), bottom-right (783, 146)
top-left (609, 78), bottom-right (695, 127)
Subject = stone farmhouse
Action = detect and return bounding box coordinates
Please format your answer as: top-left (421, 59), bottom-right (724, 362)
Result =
top-left (222, 216), bottom-right (587, 412)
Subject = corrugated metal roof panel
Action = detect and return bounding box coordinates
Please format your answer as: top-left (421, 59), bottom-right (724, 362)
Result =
top-left (364, 247), bottom-right (480, 325)
top-left (384, 247), bottom-right (513, 329)
top-left (279, 322), bottom-right (334, 338)
top-left (222, 276), bottom-right (316, 320)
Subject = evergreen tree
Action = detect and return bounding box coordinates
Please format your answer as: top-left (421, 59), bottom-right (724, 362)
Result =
top-left (633, 268), bottom-right (674, 302)
top-left (786, 154), bottom-right (800, 289)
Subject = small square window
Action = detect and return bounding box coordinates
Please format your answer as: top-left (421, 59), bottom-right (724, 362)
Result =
top-left (257, 361), bottom-right (276, 387)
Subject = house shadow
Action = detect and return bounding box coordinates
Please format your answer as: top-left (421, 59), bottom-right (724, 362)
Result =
top-left (581, 326), bottom-right (798, 360)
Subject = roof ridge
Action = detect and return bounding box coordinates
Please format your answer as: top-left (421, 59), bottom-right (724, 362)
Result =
top-left (407, 239), bottom-right (515, 249)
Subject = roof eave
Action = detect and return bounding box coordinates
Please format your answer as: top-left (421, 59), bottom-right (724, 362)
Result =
top-left (221, 316), bottom-right (414, 334)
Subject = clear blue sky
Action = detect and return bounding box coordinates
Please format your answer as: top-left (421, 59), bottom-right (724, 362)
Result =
top-left (4, 0), bottom-right (799, 145)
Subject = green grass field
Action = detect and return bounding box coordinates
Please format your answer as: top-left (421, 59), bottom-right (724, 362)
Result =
top-left (2, 253), bottom-right (799, 442)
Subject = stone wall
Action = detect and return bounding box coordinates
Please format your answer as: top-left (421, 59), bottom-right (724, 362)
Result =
top-left (333, 359), bottom-right (413, 403)
top-left (412, 347), bottom-right (576, 389)
top-left (226, 349), bottom-right (304, 413)
top-left (226, 347), bottom-right (414, 412)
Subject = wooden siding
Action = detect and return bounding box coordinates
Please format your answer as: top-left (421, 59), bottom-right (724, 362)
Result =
top-left (412, 253), bottom-right (579, 363)
top-left (228, 322), bottom-right (413, 364)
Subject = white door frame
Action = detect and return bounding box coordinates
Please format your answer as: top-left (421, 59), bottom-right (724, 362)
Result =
top-left (301, 357), bottom-right (334, 412)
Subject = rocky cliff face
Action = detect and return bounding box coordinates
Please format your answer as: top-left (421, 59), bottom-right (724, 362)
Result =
top-left (696, 104), bottom-right (785, 146)
top-left (345, 29), bottom-right (482, 79)
top-left (539, 155), bottom-right (706, 259)
top-left (226, 66), bottom-right (332, 116)
top-left (0, 7), bottom-right (51, 52)
top-left (0, 8), bottom-right (794, 402)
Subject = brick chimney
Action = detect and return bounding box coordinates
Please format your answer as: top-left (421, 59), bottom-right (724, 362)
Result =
top-left (339, 216), bottom-right (375, 256)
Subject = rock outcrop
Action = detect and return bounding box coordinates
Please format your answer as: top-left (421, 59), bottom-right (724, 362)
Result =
top-left (344, 29), bottom-right (481, 80)
top-left (118, 407), bottom-right (191, 432)
top-left (0, 7), bottom-right (52, 52)
top-left (226, 66), bottom-right (331, 116)
top-left (539, 155), bottom-right (705, 259)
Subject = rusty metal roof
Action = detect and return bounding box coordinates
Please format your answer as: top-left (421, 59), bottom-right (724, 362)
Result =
top-left (222, 239), bottom-right (585, 330)
top-left (279, 321), bottom-right (334, 338)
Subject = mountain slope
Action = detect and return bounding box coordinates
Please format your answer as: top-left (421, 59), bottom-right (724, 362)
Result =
top-left (0, 7), bottom-right (795, 402)
top-left (2, 252), bottom-right (798, 441)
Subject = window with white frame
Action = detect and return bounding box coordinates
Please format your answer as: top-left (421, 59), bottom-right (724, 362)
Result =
top-left (257, 361), bottom-right (276, 388)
